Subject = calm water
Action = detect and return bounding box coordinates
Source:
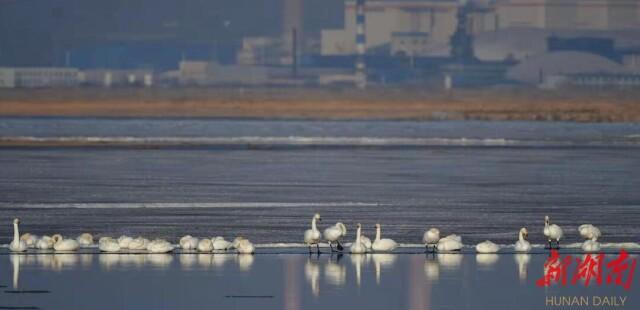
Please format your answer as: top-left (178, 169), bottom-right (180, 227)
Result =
top-left (0, 251), bottom-right (636, 310)
top-left (1, 118), bottom-right (639, 245)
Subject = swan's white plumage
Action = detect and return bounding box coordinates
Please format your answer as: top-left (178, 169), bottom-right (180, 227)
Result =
top-left (10, 219), bottom-right (28, 252)
top-left (360, 235), bottom-right (372, 250)
top-left (544, 216), bottom-right (563, 243)
top-left (582, 238), bottom-right (601, 253)
top-left (578, 224), bottom-right (601, 240)
top-left (118, 235), bottom-right (134, 249)
top-left (349, 224), bottom-right (367, 254)
top-left (147, 239), bottom-right (174, 253)
top-left (36, 235), bottom-right (54, 250)
top-left (76, 233), bottom-right (94, 247)
top-left (423, 228), bottom-right (440, 245)
top-left (372, 224), bottom-right (397, 252)
top-left (515, 227), bottom-right (531, 253)
top-left (304, 213), bottom-right (322, 246)
top-left (128, 237), bottom-right (149, 250)
top-left (236, 239), bottom-right (255, 254)
top-left (53, 235), bottom-right (80, 252)
top-left (475, 240), bottom-right (499, 253)
top-left (323, 222), bottom-right (347, 244)
top-left (99, 238), bottom-right (121, 252)
top-left (20, 233), bottom-right (38, 248)
top-left (179, 235), bottom-right (199, 250)
top-left (212, 237), bottom-right (232, 250)
top-left (197, 239), bottom-right (214, 252)
top-left (437, 234), bottom-right (463, 251)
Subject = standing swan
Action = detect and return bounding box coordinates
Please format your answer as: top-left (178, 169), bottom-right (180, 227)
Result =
top-left (423, 228), bottom-right (440, 252)
top-left (515, 227), bottom-right (531, 253)
top-left (349, 224), bottom-right (367, 254)
top-left (323, 222), bottom-right (347, 252)
top-left (372, 224), bottom-right (397, 252)
top-left (9, 219), bottom-right (28, 252)
top-left (543, 215), bottom-right (563, 249)
top-left (304, 213), bottom-right (322, 254)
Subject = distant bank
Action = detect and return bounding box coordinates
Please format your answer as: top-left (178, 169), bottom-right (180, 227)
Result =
top-left (0, 87), bottom-right (638, 122)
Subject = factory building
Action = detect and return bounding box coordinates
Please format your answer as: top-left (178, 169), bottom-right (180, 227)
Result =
top-left (321, 0), bottom-right (640, 57)
top-left (0, 67), bottom-right (79, 88)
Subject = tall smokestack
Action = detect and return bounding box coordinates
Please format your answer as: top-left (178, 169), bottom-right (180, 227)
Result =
top-left (355, 0), bottom-right (367, 89)
top-left (283, 0), bottom-right (303, 64)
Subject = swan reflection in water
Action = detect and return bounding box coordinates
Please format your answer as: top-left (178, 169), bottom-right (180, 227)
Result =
top-left (146, 254), bottom-right (173, 267)
top-left (10, 254), bottom-right (21, 289)
top-left (514, 254), bottom-right (531, 283)
top-left (423, 259), bottom-right (439, 281)
top-left (437, 253), bottom-right (463, 270)
top-left (305, 257), bottom-right (321, 296)
top-left (179, 253), bottom-right (198, 269)
top-left (476, 254), bottom-right (499, 268)
top-left (324, 257), bottom-right (346, 286)
top-left (212, 253), bottom-right (233, 268)
top-left (237, 254), bottom-right (254, 272)
top-left (350, 254), bottom-right (366, 287)
top-left (372, 254), bottom-right (396, 285)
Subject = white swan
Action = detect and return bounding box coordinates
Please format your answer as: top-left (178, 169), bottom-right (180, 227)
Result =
top-left (147, 239), bottom-right (174, 253)
top-left (99, 237), bottom-right (121, 252)
top-left (9, 219), bottom-right (28, 252)
top-left (349, 223), bottom-right (367, 254)
top-left (212, 237), bottom-right (233, 251)
top-left (236, 238), bottom-right (255, 254)
top-left (360, 234), bottom-right (372, 250)
top-left (475, 240), bottom-right (499, 253)
top-left (20, 233), bottom-right (38, 249)
top-left (323, 222), bottom-right (347, 252)
top-left (179, 235), bottom-right (199, 251)
top-left (515, 227), bottom-right (532, 253)
top-left (582, 237), bottom-right (601, 253)
top-left (53, 235), bottom-right (80, 252)
top-left (36, 235), bottom-right (54, 250)
top-left (423, 228), bottom-right (440, 252)
top-left (118, 235), bottom-right (134, 249)
top-left (197, 239), bottom-right (214, 252)
top-left (437, 234), bottom-right (463, 252)
top-left (127, 237), bottom-right (149, 251)
top-left (76, 233), bottom-right (94, 247)
top-left (304, 213), bottom-right (322, 253)
top-left (372, 223), bottom-right (397, 252)
top-left (578, 224), bottom-right (601, 240)
top-left (543, 215), bottom-right (564, 249)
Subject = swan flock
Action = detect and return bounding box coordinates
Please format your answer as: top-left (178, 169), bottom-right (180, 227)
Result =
top-left (7, 215), bottom-right (606, 254)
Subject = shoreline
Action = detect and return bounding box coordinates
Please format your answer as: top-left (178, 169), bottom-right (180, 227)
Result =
top-left (1, 87), bottom-right (639, 122)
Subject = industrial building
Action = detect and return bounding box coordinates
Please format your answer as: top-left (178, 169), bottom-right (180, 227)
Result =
top-left (321, 0), bottom-right (640, 57)
top-left (0, 67), bottom-right (79, 88)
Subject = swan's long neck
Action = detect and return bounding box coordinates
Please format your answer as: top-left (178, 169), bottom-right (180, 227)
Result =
top-left (13, 223), bottom-right (19, 243)
top-left (519, 231), bottom-right (525, 242)
top-left (311, 218), bottom-right (317, 232)
top-left (356, 227), bottom-right (361, 244)
top-left (375, 226), bottom-right (381, 241)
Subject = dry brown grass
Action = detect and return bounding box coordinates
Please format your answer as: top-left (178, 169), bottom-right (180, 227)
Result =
top-left (0, 87), bottom-right (638, 122)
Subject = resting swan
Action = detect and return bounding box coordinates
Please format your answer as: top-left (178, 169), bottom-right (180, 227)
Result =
top-left (53, 235), bottom-right (80, 252)
top-left (128, 237), bottom-right (149, 251)
top-left (147, 239), bottom-right (174, 253)
top-left (323, 222), bottom-right (347, 252)
top-left (475, 240), bottom-right (499, 253)
top-left (76, 233), bottom-right (94, 247)
top-left (578, 224), bottom-right (601, 240)
top-left (36, 235), bottom-right (54, 250)
top-left (349, 224), bottom-right (367, 254)
top-left (543, 215), bottom-right (564, 249)
top-left (20, 233), bottom-right (38, 249)
top-left (179, 235), bottom-right (199, 251)
top-left (197, 239), bottom-right (214, 252)
top-left (437, 234), bottom-right (463, 252)
top-left (9, 219), bottom-right (28, 252)
top-left (99, 237), bottom-right (121, 252)
top-left (372, 223), bottom-right (397, 252)
top-left (582, 237), bottom-right (601, 253)
top-left (515, 227), bottom-right (532, 253)
top-left (304, 213), bottom-right (322, 253)
top-left (423, 228), bottom-right (440, 252)
top-left (212, 237), bottom-right (233, 251)
top-left (118, 235), bottom-right (134, 249)
top-left (236, 238), bottom-right (255, 254)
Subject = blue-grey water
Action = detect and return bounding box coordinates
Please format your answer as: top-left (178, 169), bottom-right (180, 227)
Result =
top-left (0, 118), bottom-right (639, 245)
top-left (0, 251), bottom-right (636, 310)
